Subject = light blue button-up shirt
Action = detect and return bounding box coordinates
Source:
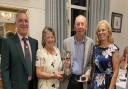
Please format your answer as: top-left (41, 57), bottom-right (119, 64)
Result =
top-left (72, 38), bottom-right (85, 75)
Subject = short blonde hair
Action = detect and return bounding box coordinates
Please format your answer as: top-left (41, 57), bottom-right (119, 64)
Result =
top-left (96, 20), bottom-right (113, 45)
top-left (16, 9), bottom-right (27, 18)
top-left (42, 26), bottom-right (56, 47)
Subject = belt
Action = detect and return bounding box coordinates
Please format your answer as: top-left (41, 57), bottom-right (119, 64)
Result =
top-left (70, 74), bottom-right (81, 81)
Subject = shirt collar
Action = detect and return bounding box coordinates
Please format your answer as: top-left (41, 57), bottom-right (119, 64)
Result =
top-left (74, 36), bottom-right (85, 44)
top-left (17, 33), bottom-right (28, 41)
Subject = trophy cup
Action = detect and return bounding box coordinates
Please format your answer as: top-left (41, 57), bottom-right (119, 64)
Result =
top-left (63, 51), bottom-right (71, 76)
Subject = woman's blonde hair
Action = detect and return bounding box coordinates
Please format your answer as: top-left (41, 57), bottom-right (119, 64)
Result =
top-left (96, 20), bottom-right (113, 45)
top-left (42, 26), bottom-right (56, 47)
top-left (122, 46), bottom-right (128, 60)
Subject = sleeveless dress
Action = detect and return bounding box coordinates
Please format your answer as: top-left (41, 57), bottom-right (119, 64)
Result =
top-left (91, 44), bottom-right (118, 89)
top-left (36, 47), bottom-right (62, 89)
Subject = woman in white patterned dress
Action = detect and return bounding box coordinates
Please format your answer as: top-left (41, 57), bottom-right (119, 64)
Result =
top-left (36, 26), bottom-right (63, 89)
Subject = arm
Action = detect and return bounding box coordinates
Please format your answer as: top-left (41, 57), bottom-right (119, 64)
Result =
top-left (36, 49), bottom-right (63, 80)
top-left (83, 41), bottom-right (94, 81)
top-left (36, 67), bottom-right (63, 80)
top-left (1, 39), bottom-right (11, 89)
top-left (36, 67), bottom-right (55, 79)
top-left (109, 51), bottom-right (120, 89)
top-left (119, 56), bottom-right (126, 69)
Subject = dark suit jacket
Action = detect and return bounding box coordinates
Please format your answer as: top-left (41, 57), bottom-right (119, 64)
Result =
top-left (1, 34), bottom-right (38, 89)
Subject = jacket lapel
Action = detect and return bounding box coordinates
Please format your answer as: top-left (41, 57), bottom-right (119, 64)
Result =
top-left (15, 34), bottom-right (34, 75)
top-left (28, 37), bottom-right (35, 67)
top-left (14, 34), bottom-right (27, 70)
top-left (83, 36), bottom-right (90, 73)
top-left (70, 36), bottom-right (74, 67)
top-left (14, 34), bottom-right (24, 61)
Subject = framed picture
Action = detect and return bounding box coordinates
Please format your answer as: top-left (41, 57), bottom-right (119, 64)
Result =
top-left (111, 12), bottom-right (123, 33)
top-left (0, 25), bottom-right (4, 38)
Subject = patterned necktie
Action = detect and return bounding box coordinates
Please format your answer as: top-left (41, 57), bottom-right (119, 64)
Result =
top-left (22, 37), bottom-right (32, 79)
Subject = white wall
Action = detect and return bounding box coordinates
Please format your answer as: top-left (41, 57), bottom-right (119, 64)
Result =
top-left (110, 0), bottom-right (128, 55)
top-left (1, 0), bottom-right (128, 53)
top-left (28, 0), bottom-right (45, 48)
top-left (0, 0), bottom-right (45, 48)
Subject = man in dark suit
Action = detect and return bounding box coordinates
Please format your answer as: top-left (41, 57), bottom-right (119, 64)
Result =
top-left (1, 10), bottom-right (38, 89)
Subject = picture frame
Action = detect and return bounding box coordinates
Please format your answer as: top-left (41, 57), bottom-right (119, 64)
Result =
top-left (111, 12), bottom-right (123, 33)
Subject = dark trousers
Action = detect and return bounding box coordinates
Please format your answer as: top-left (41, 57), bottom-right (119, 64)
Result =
top-left (29, 78), bottom-right (37, 89)
top-left (67, 74), bottom-right (83, 89)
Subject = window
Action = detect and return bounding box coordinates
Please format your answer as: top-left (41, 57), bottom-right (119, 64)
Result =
top-left (71, 9), bottom-right (86, 35)
top-left (66, 0), bottom-right (88, 36)
top-left (71, 0), bottom-right (86, 7)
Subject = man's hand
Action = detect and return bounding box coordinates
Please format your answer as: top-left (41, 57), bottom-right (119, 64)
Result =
top-left (81, 74), bottom-right (90, 82)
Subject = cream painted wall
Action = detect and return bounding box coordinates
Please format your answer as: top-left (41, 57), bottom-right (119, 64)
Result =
top-left (0, 0), bottom-right (45, 48)
top-left (28, 0), bottom-right (45, 48)
top-left (2, 0), bottom-right (128, 53)
top-left (29, 8), bottom-right (45, 48)
top-left (110, 0), bottom-right (128, 55)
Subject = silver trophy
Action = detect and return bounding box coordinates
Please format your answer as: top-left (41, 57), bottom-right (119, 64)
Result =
top-left (63, 51), bottom-right (71, 76)
top-left (65, 51), bottom-right (71, 59)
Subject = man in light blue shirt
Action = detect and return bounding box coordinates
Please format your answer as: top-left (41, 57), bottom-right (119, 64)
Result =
top-left (61, 15), bottom-right (94, 89)
top-left (72, 38), bottom-right (85, 75)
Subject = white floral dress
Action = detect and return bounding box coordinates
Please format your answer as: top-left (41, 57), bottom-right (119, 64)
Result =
top-left (36, 47), bottom-right (62, 89)
top-left (91, 44), bottom-right (118, 89)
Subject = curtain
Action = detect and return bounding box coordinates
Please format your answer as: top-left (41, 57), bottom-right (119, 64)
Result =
top-left (45, 0), bottom-right (110, 49)
top-left (45, 0), bottom-right (66, 51)
top-left (88, 0), bottom-right (110, 41)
